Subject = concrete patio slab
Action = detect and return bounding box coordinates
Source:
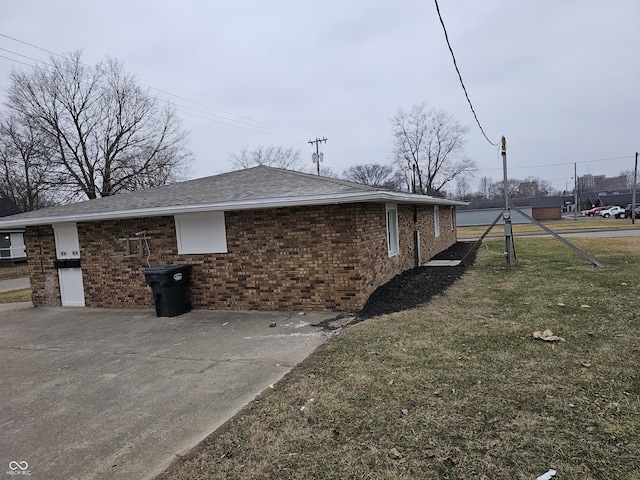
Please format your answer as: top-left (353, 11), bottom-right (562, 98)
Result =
top-left (0, 304), bottom-right (338, 479)
top-left (424, 259), bottom-right (461, 266)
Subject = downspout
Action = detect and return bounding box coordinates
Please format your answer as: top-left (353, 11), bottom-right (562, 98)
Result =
top-left (414, 205), bottom-right (421, 267)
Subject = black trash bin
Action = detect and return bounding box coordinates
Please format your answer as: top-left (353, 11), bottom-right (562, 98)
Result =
top-left (143, 265), bottom-right (192, 317)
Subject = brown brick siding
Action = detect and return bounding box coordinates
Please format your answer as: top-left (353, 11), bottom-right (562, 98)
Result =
top-left (26, 202), bottom-right (457, 312)
top-left (533, 206), bottom-right (562, 221)
top-left (25, 225), bottom-right (61, 307)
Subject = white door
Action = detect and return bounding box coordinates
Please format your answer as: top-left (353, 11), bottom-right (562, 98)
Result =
top-left (53, 223), bottom-right (85, 307)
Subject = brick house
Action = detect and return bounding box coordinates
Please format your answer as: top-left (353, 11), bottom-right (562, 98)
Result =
top-left (0, 167), bottom-right (463, 312)
top-left (0, 197), bottom-right (26, 264)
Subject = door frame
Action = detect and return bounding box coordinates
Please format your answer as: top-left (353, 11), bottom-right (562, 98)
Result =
top-left (53, 223), bottom-right (85, 307)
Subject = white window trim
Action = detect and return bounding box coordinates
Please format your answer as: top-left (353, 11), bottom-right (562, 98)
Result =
top-left (175, 211), bottom-right (228, 254)
top-left (450, 206), bottom-right (456, 231)
top-left (386, 203), bottom-right (399, 257)
top-left (434, 206), bottom-right (440, 237)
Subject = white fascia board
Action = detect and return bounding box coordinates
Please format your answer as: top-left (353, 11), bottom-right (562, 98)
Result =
top-left (0, 191), bottom-right (468, 228)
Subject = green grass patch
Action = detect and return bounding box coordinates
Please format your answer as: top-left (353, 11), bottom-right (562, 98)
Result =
top-left (158, 237), bottom-right (640, 480)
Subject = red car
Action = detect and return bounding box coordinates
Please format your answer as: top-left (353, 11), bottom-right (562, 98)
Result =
top-left (583, 206), bottom-right (608, 216)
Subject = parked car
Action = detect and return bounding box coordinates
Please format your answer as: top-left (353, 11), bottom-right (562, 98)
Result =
top-left (624, 204), bottom-right (640, 218)
top-left (583, 206), bottom-right (608, 216)
top-left (599, 206), bottom-right (626, 218)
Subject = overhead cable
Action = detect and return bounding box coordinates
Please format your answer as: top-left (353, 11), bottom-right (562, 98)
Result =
top-left (433, 0), bottom-right (500, 147)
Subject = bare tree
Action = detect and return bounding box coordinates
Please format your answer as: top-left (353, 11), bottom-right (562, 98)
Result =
top-left (229, 145), bottom-right (303, 171)
top-left (478, 176), bottom-right (492, 200)
top-left (391, 101), bottom-right (476, 195)
top-left (0, 113), bottom-right (57, 211)
top-left (3, 51), bottom-right (192, 201)
top-left (490, 178), bottom-right (521, 199)
top-left (342, 163), bottom-right (401, 189)
top-left (454, 177), bottom-right (471, 200)
top-left (620, 170), bottom-right (636, 189)
top-left (317, 165), bottom-right (340, 178)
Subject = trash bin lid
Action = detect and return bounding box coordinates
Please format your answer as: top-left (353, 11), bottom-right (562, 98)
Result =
top-left (143, 265), bottom-right (192, 285)
top-left (143, 264), bottom-right (191, 275)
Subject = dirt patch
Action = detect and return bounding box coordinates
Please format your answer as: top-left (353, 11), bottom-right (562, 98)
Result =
top-left (358, 241), bottom-right (477, 319)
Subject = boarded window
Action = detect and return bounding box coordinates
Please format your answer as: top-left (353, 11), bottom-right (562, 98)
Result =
top-left (175, 211), bottom-right (228, 254)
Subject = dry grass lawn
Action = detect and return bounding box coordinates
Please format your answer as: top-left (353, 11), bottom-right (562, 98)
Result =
top-left (0, 264), bottom-right (30, 303)
top-left (158, 236), bottom-right (640, 479)
top-left (458, 217), bottom-right (640, 239)
top-left (0, 288), bottom-right (31, 303)
top-left (0, 263), bottom-right (29, 281)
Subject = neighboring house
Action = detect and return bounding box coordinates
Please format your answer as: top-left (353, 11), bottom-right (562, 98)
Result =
top-left (457, 196), bottom-right (573, 226)
top-left (0, 167), bottom-right (464, 311)
top-left (456, 199), bottom-right (533, 226)
top-left (0, 197), bottom-right (26, 264)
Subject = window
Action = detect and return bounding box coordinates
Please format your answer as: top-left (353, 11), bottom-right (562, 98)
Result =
top-left (386, 204), bottom-right (399, 257)
top-left (0, 234), bottom-right (10, 258)
top-left (450, 206), bottom-right (456, 231)
top-left (175, 211), bottom-right (228, 254)
top-left (434, 206), bottom-right (440, 237)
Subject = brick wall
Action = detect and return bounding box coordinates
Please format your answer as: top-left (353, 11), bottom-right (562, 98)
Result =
top-left (25, 225), bottom-right (61, 306)
top-left (26, 202), bottom-right (457, 312)
top-left (533, 206), bottom-right (562, 221)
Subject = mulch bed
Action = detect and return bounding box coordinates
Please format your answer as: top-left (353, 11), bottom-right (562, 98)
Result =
top-left (358, 241), bottom-right (477, 319)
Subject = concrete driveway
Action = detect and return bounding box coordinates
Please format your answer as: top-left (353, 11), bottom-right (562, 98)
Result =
top-left (0, 303), bottom-right (337, 479)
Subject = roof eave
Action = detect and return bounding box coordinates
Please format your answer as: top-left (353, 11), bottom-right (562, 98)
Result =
top-left (0, 191), bottom-right (468, 228)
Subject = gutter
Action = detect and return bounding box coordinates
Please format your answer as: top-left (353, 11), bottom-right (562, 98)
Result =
top-left (0, 191), bottom-right (468, 228)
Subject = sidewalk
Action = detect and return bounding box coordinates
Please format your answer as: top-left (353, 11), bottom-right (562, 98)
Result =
top-left (0, 276), bottom-right (30, 292)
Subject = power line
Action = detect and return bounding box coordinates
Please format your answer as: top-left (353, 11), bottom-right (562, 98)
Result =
top-left (433, 0), bottom-right (500, 147)
top-left (0, 53), bottom-right (33, 67)
top-left (478, 155), bottom-right (635, 172)
top-left (0, 31), bottom-right (376, 167)
top-left (172, 102), bottom-right (309, 137)
top-left (0, 47), bottom-right (51, 66)
top-left (145, 85), bottom-right (312, 138)
top-left (0, 32), bottom-right (312, 140)
top-left (173, 107), bottom-right (299, 138)
top-left (0, 33), bottom-right (64, 59)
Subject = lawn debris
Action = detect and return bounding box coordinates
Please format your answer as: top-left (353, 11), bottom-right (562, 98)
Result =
top-left (535, 469), bottom-right (557, 480)
top-left (533, 329), bottom-right (566, 342)
top-left (388, 447), bottom-right (403, 459)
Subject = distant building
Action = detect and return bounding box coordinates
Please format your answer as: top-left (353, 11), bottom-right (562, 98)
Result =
top-left (579, 174), bottom-right (628, 192)
top-left (0, 198), bottom-right (26, 264)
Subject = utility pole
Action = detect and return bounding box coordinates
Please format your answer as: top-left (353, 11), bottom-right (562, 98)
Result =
top-left (633, 152), bottom-right (638, 224)
top-left (502, 136), bottom-right (514, 270)
top-left (574, 163), bottom-right (578, 221)
top-left (308, 137), bottom-right (327, 176)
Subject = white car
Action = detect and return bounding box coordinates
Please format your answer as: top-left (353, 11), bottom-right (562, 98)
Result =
top-left (599, 206), bottom-right (626, 218)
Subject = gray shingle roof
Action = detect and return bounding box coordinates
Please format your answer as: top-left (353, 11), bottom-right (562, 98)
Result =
top-left (0, 166), bottom-right (465, 227)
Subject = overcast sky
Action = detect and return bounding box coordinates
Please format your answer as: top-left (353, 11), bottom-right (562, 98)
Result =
top-left (1, 1), bottom-right (638, 194)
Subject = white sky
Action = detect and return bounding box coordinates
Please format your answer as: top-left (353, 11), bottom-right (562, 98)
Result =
top-left (1, 1), bottom-right (638, 194)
